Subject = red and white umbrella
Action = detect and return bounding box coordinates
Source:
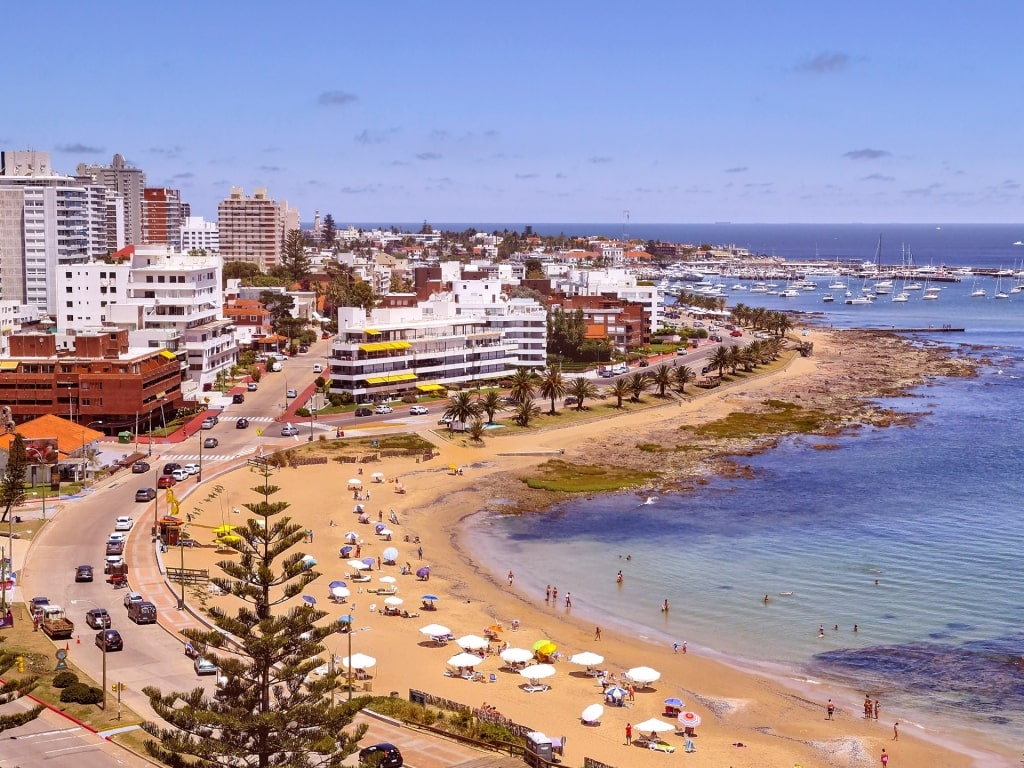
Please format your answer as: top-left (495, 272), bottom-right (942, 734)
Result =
top-left (678, 711), bottom-right (702, 728)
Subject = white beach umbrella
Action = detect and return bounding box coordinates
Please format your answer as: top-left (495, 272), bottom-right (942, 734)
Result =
top-left (331, 586), bottom-right (350, 598)
top-left (342, 652), bottom-right (376, 669)
top-left (627, 665), bottom-right (661, 685)
top-left (419, 623), bottom-right (451, 637)
top-left (379, 528), bottom-right (393, 536)
top-left (371, 472), bottom-right (385, 481)
top-left (500, 647), bottom-right (534, 664)
top-left (347, 559), bottom-right (370, 570)
top-left (347, 478), bottom-right (362, 487)
top-left (383, 596), bottom-right (404, 606)
top-left (581, 703), bottom-right (604, 723)
top-left (569, 651), bottom-right (605, 666)
top-left (519, 663), bottom-right (556, 681)
top-left (378, 576), bottom-right (397, 584)
top-left (634, 717), bottom-right (674, 733)
top-left (457, 634), bottom-right (489, 651)
top-left (447, 652), bottom-right (483, 668)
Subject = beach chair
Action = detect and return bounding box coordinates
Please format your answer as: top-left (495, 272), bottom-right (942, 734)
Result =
top-left (649, 741), bottom-right (676, 753)
top-left (488, 673), bottom-right (497, 683)
top-left (685, 739), bottom-right (696, 753)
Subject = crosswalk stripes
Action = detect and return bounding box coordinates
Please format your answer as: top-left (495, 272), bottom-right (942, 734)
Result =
top-left (159, 453), bottom-right (239, 462)
top-left (219, 415), bottom-right (275, 422)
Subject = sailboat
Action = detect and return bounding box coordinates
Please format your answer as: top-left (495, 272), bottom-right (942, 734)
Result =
top-left (970, 277), bottom-right (987, 298)
top-left (994, 272), bottom-right (1009, 299)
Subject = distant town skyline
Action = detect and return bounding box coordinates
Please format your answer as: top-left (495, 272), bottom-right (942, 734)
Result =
top-left (5, 1), bottom-right (1022, 225)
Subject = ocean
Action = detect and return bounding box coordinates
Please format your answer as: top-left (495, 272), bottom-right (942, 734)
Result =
top-left (460, 223), bottom-right (1024, 757)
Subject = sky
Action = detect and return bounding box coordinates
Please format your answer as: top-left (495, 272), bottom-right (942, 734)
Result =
top-left (4, 2), bottom-right (1023, 226)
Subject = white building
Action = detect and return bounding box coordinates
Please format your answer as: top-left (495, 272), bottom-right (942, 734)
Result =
top-left (447, 279), bottom-right (547, 368)
top-left (560, 267), bottom-right (663, 331)
top-left (328, 303), bottom-right (520, 403)
top-left (181, 216), bottom-right (220, 254)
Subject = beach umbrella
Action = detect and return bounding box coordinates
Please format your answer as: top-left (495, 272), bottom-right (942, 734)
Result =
top-left (329, 580), bottom-right (347, 589)
top-left (339, 545), bottom-right (353, 557)
top-left (416, 566), bottom-right (430, 578)
top-left (301, 554), bottom-right (317, 569)
top-left (447, 652), bottom-right (483, 668)
top-left (331, 586), bottom-right (350, 599)
top-left (678, 711), bottom-right (702, 729)
top-left (501, 647), bottom-right (534, 664)
top-left (342, 653), bottom-right (376, 669)
top-left (634, 717), bottom-right (674, 734)
top-left (347, 559), bottom-right (370, 570)
top-left (627, 665), bottom-right (661, 685)
top-left (421, 594), bottom-right (439, 602)
top-left (213, 524), bottom-right (236, 535)
top-left (581, 703), bottom-right (604, 724)
top-left (336, 614), bottom-right (353, 625)
top-left (419, 623), bottom-right (450, 637)
top-left (384, 596), bottom-right (404, 606)
top-left (301, 595), bottom-right (317, 605)
top-left (456, 634), bottom-right (489, 651)
top-left (379, 528), bottom-right (393, 537)
top-left (353, 504), bottom-right (364, 513)
top-left (569, 651), bottom-right (605, 667)
top-left (519, 664), bottom-right (556, 682)
top-left (532, 640), bottom-right (557, 657)
top-left (379, 575), bottom-right (397, 584)
top-left (362, 557), bottom-right (376, 567)
top-left (371, 472), bottom-right (385, 481)
top-left (382, 547), bottom-right (398, 563)
top-left (216, 534), bottom-right (241, 543)
top-left (375, 523), bottom-right (387, 534)
top-left (344, 531), bottom-right (357, 540)
top-left (347, 478), bottom-right (362, 487)
top-left (604, 686), bottom-right (627, 699)
top-left (664, 697), bottom-right (685, 709)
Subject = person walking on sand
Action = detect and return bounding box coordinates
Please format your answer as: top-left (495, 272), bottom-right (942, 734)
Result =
top-left (508, 570), bottom-right (514, 586)
top-left (595, 626), bottom-right (602, 641)
top-left (552, 587), bottom-right (558, 603)
top-left (545, 584), bottom-right (551, 602)
top-left (565, 592), bottom-right (572, 608)
top-left (624, 722), bottom-right (632, 745)
top-left (826, 699), bottom-right (835, 720)
top-left (893, 721), bottom-right (899, 740)
top-left (881, 747), bottom-right (889, 766)
top-left (874, 698), bottom-right (880, 720)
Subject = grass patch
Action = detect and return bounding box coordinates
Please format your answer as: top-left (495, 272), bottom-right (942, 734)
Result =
top-left (637, 443), bottom-right (663, 453)
top-left (520, 459), bottom-right (658, 493)
top-left (687, 399), bottom-right (831, 439)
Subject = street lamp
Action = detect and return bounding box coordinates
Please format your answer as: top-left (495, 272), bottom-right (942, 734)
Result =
top-left (345, 606), bottom-right (356, 701)
top-left (153, 466), bottom-right (160, 529)
top-left (177, 527), bottom-right (188, 610)
top-left (308, 392), bottom-right (316, 442)
top-left (197, 430), bottom-right (203, 483)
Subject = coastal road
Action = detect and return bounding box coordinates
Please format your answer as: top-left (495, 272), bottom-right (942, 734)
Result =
top-left (0, 705), bottom-right (152, 768)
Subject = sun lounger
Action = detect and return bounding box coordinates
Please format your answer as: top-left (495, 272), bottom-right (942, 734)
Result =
top-left (649, 741), bottom-right (676, 753)
top-left (523, 684), bottom-right (549, 693)
top-left (685, 739), bottom-right (696, 753)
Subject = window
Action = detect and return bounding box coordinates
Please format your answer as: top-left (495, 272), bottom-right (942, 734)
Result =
top-left (66, 301), bottom-right (72, 308)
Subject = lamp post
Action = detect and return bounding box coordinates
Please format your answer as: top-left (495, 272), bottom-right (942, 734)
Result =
top-left (177, 530), bottom-right (187, 610)
top-left (346, 606), bottom-right (355, 701)
top-left (153, 466), bottom-right (160, 529)
top-left (308, 393), bottom-right (316, 442)
top-left (197, 430), bottom-right (203, 483)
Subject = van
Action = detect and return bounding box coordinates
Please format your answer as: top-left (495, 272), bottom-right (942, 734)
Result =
top-left (128, 600), bottom-right (157, 624)
top-left (313, 363), bottom-right (324, 374)
top-left (269, 361), bottom-right (282, 373)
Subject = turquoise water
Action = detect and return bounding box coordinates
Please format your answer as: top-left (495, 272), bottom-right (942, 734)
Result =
top-left (466, 289), bottom-right (1024, 754)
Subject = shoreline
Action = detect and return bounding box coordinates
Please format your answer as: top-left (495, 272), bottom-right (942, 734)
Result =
top-left (178, 326), bottom-right (1011, 768)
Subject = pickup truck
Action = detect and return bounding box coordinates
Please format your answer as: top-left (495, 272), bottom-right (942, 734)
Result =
top-left (40, 604), bottom-right (75, 640)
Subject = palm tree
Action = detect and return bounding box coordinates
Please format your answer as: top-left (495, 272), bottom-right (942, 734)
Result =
top-left (443, 392), bottom-right (480, 429)
top-left (727, 345), bottom-right (744, 374)
top-left (508, 368), bottom-right (537, 404)
top-left (467, 418), bottom-right (486, 443)
top-left (538, 368), bottom-right (567, 415)
top-left (626, 371), bottom-right (650, 402)
top-left (709, 345), bottom-right (732, 378)
top-left (513, 398), bottom-right (541, 427)
top-left (649, 366), bottom-right (674, 398)
top-left (476, 391), bottom-right (505, 424)
top-left (673, 364), bottom-right (696, 393)
top-left (608, 379), bottom-right (630, 409)
top-left (566, 377), bottom-right (598, 411)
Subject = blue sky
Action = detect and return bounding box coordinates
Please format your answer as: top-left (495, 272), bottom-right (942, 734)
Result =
top-left (5, 2), bottom-right (1022, 225)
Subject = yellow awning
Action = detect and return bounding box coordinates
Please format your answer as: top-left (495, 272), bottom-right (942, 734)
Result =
top-left (158, 349), bottom-right (177, 360)
top-left (389, 341), bottom-right (412, 350)
top-left (416, 383), bottom-right (444, 392)
top-left (365, 328), bottom-right (381, 335)
top-left (0, 361), bottom-right (19, 371)
top-left (365, 373), bottom-right (417, 385)
top-left (359, 342), bottom-right (390, 353)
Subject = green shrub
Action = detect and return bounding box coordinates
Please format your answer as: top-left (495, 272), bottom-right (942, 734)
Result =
top-left (60, 682), bottom-right (104, 704)
top-left (53, 670), bottom-right (79, 689)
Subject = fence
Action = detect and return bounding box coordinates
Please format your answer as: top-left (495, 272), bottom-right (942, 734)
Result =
top-left (289, 456), bottom-right (329, 467)
top-left (166, 567), bottom-right (209, 584)
top-left (407, 688), bottom-right (534, 739)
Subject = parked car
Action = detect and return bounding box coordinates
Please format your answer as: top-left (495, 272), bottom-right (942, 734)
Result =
top-left (271, 352), bottom-right (288, 361)
top-left (201, 417), bottom-right (217, 430)
top-left (286, 388), bottom-right (298, 399)
top-left (127, 600), bottom-right (157, 624)
top-left (85, 608), bottom-right (111, 629)
top-left (247, 381), bottom-right (259, 391)
top-left (131, 461), bottom-right (150, 474)
top-left (730, 330), bottom-right (743, 337)
top-left (281, 424), bottom-right (299, 436)
top-left (313, 363), bottom-right (324, 373)
top-left (194, 657), bottom-right (219, 676)
top-left (107, 532), bottom-right (126, 545)
top-left (232, 393), bottom-right (245, 404)
top-left (157, 474), bottom-right (176, 489)
top-left (105, 540), bottom-right (125, 556)
top-left (374, 404), bottom-right (393, 415)
top-left (135, 487), bottom-right (156, 502)
top-left (114, 516), bottom-right (134, 531)
top-left (171, 468), bottom-right (189, 482)
top-left (235, 418), bottom-right (249, 429)
top-left (299, 345), bottom-right (309, 354)
top-left (358, 743), bottom-right (403, 768)
top-left (204, 437), bottom-right (219, 448)
top-left (354, 407), bottom-right (373, 417)
top-left (123, 592), bottom-right (144, 610)
top-left (75, 565), bottom-right (94, 582)
top-left (95, 629), bottom-right (123, 652)
top-left (409, 405), bottom-right (428, 415)
top-left (162, 462), bottom-right (181, 475)
top-left (184, 463), bottom-right (200, 476)
top-left (104, 555), bottom-right (125, 574)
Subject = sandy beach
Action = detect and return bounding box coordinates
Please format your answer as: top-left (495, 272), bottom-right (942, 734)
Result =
top-left (172, 327), bottom-right (1005, 768)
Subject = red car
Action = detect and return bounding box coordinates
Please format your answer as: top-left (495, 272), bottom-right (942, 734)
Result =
top-left (157, 474), bottom-right (176, 488)
top-left (730, 330), bottom-right (743, 337)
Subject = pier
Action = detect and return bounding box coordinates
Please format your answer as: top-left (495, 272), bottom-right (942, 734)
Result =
top-left (855, 326), bottom-right (965, 333)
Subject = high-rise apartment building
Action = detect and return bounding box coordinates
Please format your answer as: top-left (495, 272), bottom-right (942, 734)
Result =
top-left (180, 216), bottom-right (219, 254)
top-left (76, 153), bottom-right (145, 246)
top-left (217, 187), bottom-right (298, 271)
top-left (142, 187), bottom-right (184, 245)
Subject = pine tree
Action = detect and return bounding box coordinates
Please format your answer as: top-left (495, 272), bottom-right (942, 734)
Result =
top-left (321, 214), bottom-right (336, 248)
top-left (0, 434), bottom-right (28, 523)
top-left (142, 466), bottom-right (367, 767)
top-left (280, 229), bottom-right (312, 283)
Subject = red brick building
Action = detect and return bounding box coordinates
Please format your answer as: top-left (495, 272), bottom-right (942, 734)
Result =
top-left (554, 295), bottom-right (649, 350)
top-left (0, 329), bottom-right (185, 434)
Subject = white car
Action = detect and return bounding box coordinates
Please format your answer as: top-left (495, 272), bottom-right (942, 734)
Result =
top-left (184, 463), bottom-right (200, 476)
top-left (286, 389), bottom-right (298, 399)
top-left (410, 405), bottom-right (429, 415)
top-left (107, 532), bottom-right (127, 544)
top-left (374, 404), bottom-right (393, 415)
top-left (281, 424), bottom-right (299, 436)
top-left (171, 468), bottom-right (189, 482)
top-left (114, 516), bottom-right (134, 531)
top-left (104, 555), bottom-right (125, 573)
